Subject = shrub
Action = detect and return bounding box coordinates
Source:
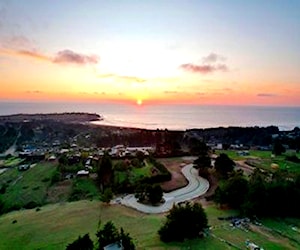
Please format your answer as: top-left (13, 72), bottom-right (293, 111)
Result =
top-left (66, 234), bottom-right (93, 250)
top-left (158, 202), bottom-right (208, 242)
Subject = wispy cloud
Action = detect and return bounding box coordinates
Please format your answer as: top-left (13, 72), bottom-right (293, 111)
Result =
top-left (179, 52), bottom-right (228, 74)
top-left (53, 50), bottom-right (99, 65)
top-left (164, 90), bottom-right (178, 94)
top-left (98, 73), bottom-right (146, 83)
top-left (202, 53), bottom-right (226, 64)
top-left (4, 35), bottom-right (33, 49)
top-left (257, 93), bottom-right (278, 97)
top-left (18, 49), bottom-right (50, 61)
top-left (0, 46), bottom-right (99, 66)
top-left (180, 63), bottom-right (227, 74)
top-left (26, 90), bottom-right (43, 94)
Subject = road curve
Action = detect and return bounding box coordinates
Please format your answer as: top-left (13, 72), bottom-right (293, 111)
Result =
top-left (118, 164), bottom-right (209, 214)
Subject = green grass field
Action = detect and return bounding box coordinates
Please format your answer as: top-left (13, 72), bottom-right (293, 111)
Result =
top-left (0, 156), bottom-right (25, 168)
top-left (0, 201), bottom-right (299, 250)
top-left (216, 150), bottom-right (300, 173)
top-left (0, 162), bottom-right (57, 212)
top-left (114, 160), bottom-right (153, 186)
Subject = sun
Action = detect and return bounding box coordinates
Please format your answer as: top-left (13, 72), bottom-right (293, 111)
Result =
top-left (137, 99), bottom-right (143, 106)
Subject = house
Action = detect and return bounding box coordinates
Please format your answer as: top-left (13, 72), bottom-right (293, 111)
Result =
top-left (103, 242), bottom-right (123, 250)
top-left (77, 170), bottom-right (89, 177)
top-left (245, 240), bottom-right (263, 250)
top-left (48, 155), bottom-right (56, 161)
top-left (18, 164), bottom-right (30, 171)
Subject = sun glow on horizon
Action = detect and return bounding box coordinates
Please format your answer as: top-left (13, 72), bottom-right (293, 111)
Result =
top-left (137, 99), bottom-right (143, 106)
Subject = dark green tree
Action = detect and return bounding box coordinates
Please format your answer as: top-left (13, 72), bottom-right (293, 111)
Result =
top-left (148, 184), bottom-right (163, 204)
top-left (101, 188), bottom-right (113, 203)
top-left (96, 221), bottom-right (119, 249)
top-left (243, 169), bottom-right (267, 216)
top-left (225, 171), bottom-right (249, 209)
top-left (214, 171), bottom-right (248, 210)
top-left (214, 153), bottom-right (235, 178)
top-left (272, 140), bottom-right (286, 156)
top-left (96, 221), bottom-right (135, 250)
top-left (97, 152), bottom-right (114, 190)
top-left (158, 202), bottom-right (208, 242)
top-left (66, 234), bottom-right (93, 250)
top-left (194, 152), bottom-right (211, 178)
top-left (120, 228), bottom-right (136, 250)
top-left (135, 184), bottom-right (163, 204)
top-left (189, 138), bottom-right (208, 156)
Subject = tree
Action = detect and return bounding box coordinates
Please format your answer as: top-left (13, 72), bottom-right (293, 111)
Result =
top-left (66, 234), bottom-right (93, 250)
top-left (243, 169), bottom-right (267, 216)
top-left (97, 152), bottom-right (114, 190)
top-left (224, 171), bottom-right (249, 209)
top-left (101, 188), bottom-right (113, 203)
top-left (189, 138), bottom-right (208, 156)
top-left (148, 184), bottom-right (163, 204)
top-left (96, 221), bottom-right (135, 250)
top-left (194, 154), bottom-right (211, 169)
top-left (214, 153), bottom-right (235, 178)
top-left (158, 202), bottom-right (208, 242)
top-left (194, 152), bottom-right (211, 178)
top-left (135, 184), bottom-right (163, 205)
top-left (272, 140), bottom-right (286, 156)
top-left (96, 221), bottom-right (119, 249)
top-left (214, 171), bottom-right (248, 210)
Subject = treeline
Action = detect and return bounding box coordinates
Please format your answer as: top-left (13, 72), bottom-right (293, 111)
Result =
top-left (142, 157), bottom-right (171, 184)
top-left (188, 126), bottom-right (279, 147)
top-left (214, 169), bottom-right (300, 218)
top-left (0, 125), bottom-right (17, 153)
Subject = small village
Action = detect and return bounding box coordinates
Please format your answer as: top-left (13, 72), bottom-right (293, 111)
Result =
top-left (0, 114), bottom-right (300, 249)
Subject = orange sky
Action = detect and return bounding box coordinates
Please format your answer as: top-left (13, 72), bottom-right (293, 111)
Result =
top-left (1, 1), bottom-right (300, 106)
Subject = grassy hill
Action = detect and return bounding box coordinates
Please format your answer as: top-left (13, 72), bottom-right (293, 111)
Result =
top-left (0, 200), bottom-right (299, 250)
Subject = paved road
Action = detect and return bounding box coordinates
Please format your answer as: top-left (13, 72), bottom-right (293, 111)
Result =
top-left (117, 164), bottom-right (209, 214)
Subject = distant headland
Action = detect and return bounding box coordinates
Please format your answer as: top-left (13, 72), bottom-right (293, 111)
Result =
top-left (0, 112), bottom-right (102, 123)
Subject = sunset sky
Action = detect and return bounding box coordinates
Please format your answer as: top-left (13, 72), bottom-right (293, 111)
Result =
top-left (1, 0), bottom-right (300, 106)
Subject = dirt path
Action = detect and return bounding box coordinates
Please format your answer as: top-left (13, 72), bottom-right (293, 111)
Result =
top-left (235, 160), bottom-right (255, 175)
top-left (158, 158), bottom-right (191, 192)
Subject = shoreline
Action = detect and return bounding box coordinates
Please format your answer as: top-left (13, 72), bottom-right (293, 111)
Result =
top-left (0, 111), bottom-right (298, 132)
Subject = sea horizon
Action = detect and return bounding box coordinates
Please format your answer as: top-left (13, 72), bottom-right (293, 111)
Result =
top-left (0, 101), bottom-right (300, 131)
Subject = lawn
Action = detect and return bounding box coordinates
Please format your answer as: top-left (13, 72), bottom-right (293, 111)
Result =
top-left (216, 150), bottom-right (300, 173)
top-left (0, 201), bottom-right (299, 249)
top-left (0, 162), bottom-right (57, 212)
top-left (0, 156), bottom-right (25, 167)
top-left (114, 160), bottom-right (153, 186)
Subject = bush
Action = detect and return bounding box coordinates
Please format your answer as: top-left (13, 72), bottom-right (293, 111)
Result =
top-left (51, 169), bottom-right (61, 184)
top-left (158, 202), bottom-right (208, 242)
top-left (66, 234), bottom-right (93, 250)
top-left (96, 221), bottom-right (135, 250)
top-left (23, 201), bottom-right (40, 209)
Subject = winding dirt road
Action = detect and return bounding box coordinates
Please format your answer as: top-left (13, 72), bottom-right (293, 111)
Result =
top-left (118, 164), bottom-right (209, 214)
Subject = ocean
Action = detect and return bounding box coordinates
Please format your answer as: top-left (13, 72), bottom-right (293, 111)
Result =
top-left (0, 102), bottom-right (299, 131)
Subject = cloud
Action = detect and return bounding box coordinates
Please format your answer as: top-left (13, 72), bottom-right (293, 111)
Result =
top-left (26, 90), bottom-right (43, 94)
top-left (53, 50), bottom-right (99, 65)
top-left (98, 73), bottom-right (146, 83)
top-left (0, 46), bottom-right (99, 66)
top-left (257, 93), bottom-right (278, 97)
top-left (180, 63), bottom-right (228, 74)
top-left (180, 52), bottom-right (228, 74)
top-left (6, 35), bottom-right (33, 49)
top-left (202, 53), bottom-right (226, 64)
top-left (164, 90), bottom-right (178, 94)
top-left (18, 49), bottom-right (50, 61)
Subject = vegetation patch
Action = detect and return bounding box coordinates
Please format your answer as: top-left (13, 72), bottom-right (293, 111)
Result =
top-left (68, 178), bottom-right (99, 202)
top-left (0, 201), bottom-right (298, 249)
top-left (0, 162), bottom-right (57, 213)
